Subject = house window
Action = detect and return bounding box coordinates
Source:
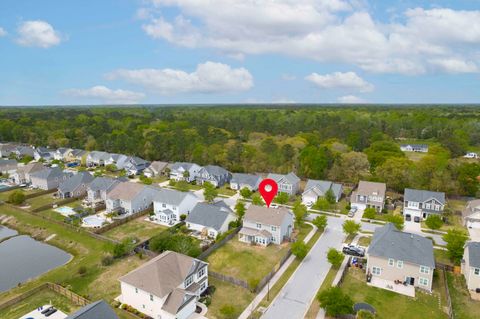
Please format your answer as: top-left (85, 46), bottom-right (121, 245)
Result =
top-left (372, 267), bottom-right (381, 275)
top-left (142, 305), bottom-right (145, 309)
top-left (388, 258), bottom-right (394, 266)
top-left (397, 260), bottom-right (403, 269)
top-left (474, 268), bottom-right (480, 275)
top-left (135, 288), bottom-right (138, 293)
top-left (425, 203), bottom-right (431, 210)
top-left (201, 282), bottom-right (206, 290)
top-left (162, 203), bottom-right (166, 208)
top-left (185, 276), bottom-right (193, 287)
top-left (256, 223), bottom-right (262, 229)
top-left (150, 294), bottom-right (154, 301)
top-left (420, 266), bottom-right (430, 274)
top-left (435, 205), bottom-right (440, 211)
top-left (198, 268), bottom-right (205, 278)
top-left (419, 277), bottom-right (429, 286)
top-left (271, 226), bottom-right (277, 231)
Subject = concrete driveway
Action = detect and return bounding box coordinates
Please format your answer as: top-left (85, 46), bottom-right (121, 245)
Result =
top-left (468, 227), bottom-right (480, 242)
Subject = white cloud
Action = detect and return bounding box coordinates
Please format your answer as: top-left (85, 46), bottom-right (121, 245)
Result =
top-left (306, 71), bottom-right (374, 92)
top-left (428, 58), bottom-right (478, 73)
top-left (16, 20), bottom-right (61, 48)
top-left (0, 27), bottom-right (7, 37)
top-left (337, 95), bottom-right (366, 103)
top-left (64, 86), bottom-right (145, 104)
top-left (281, 74), bottom-right (296, 81)
top-left (140, 1), bottom-right (480, 75)
top-left (107, 61), bottom-right (253, 94)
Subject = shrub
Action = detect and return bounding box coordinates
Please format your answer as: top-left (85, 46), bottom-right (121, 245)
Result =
top-left (180, 214), bottom-right (187, 221)
top-left (362, 207), bottom-right (376, 219)
top-left (327, 248), bottom-right (344, 268)
top-left (317, 287), bottom-right (354, 317)
top-left (274, 192), bottom-right (290, 204)
top-left (101, 255), bottom-right (114, 266)
top-left (251, 193), bottom-right (263, 206)
top-left (219, 305), bottom-right (237, 319)
top-left (425, 214), bottom-right (443, 230)
top-left (240, 187), bottom-right (252, 199)
top-left (357, 309), bottom-right (375, 319)
top-left (248, 278), bottom-right (260, 292)
top-left (291, 241), bottom-right (308, 259)
top-left (78, 266), bottom-right (87, 275)
top-left (443, 228), bottom-right (469, 265)
top-left (8, 190), bottom-right (25, 205)
top-left (386, 214), bottom-right (404, 231)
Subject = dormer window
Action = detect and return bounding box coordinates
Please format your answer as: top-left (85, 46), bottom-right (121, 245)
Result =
top-left (256, 223), bottom-right (262, 229)
top-left (184, 275), bottom-right (193, 288)
top-left (198, 268), bottom-right (205, 278)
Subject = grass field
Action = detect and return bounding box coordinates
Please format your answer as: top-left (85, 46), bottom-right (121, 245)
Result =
top-left (217, 185), bottom-right (237, 197)
top-left (357, 236), bottom-right (371, 247)
top-left (207, 277), bottom-right (255, 319)
top-left (104, 216), bottom-right (167, 242)
top-left (0, 188), bottom-right (47, 202)
top-left (25, 193), bottom-right (59, 210)
top-left (447, 272), bottom-right (480, 319)
top-left (339, 268), bottom-right (448, 319)
top-left (434, 249), bottom-right (454, 266)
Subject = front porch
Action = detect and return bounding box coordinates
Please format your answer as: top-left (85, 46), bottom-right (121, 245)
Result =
top-left (368, 276), bottom-right (415, 297)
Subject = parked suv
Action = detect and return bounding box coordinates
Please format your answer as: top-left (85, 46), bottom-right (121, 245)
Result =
top-left (347, 207), bottom-right (358, 218)
top-left (342, 244), bottom-right (365, 257)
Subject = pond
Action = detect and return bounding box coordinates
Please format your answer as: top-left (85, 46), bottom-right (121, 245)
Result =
top-left (0, 232), bottom-right (71, 293)
top-left (0, 225), bottom-right (18, 241)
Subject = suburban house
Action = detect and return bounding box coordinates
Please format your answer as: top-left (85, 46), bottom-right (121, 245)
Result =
top-left (30, 167), bottom-right (71, 190)
top-left (105, 182), bottom-right (159, 215)
top-left (461, 242), bottom-right (480, 292)
top-left (463, 199), bottom-right (480, 229)
top-left (86, 151), bottom-right (111, 167)
top-left (170, 162), bottom-right (202, 182)
top-left (186, 201), bottom-right (237, 238)
top-left (0, 159), bottom-right (17, 175)
top-left (144, 161), bottom-right (169, 178)
top-left (105, 153), bottom-right (129, 170)
top-left (350, 181), bottom-right (386, 212)
top-left (196, 165), bottom-right (232, 187)
top-left (230, 173), bottom-right (262, 191)
top-left (400, 144), bottom-right (429, 153)
top-left (33, 147), bottom-right (54, 162)
top-left (58, 172), bottom-right (94, 199)
top-left (124, 156), bottom-right (150, 175)
top-left (465, 152), bottom-right (479, 159)
top-left (54, 148), bottom-right (72, 161)
top-left (65, 300), bottom-right (119, 319)
top-left (11, 162), bottom-right (45, 184)
top-left (267, 172), bottom-right (301, 195)
top-left (403, 188), bottom-right (446, 220)
top-left (152, 189), bottom-right (198, 226)
top-left (86, 176), bottom-right (121, 205)
top-left (119, 251), bottom-right (208, 319)
top-left (239, 205), bottom-right (294, 246)
top-left (0, 143), bottom-right (16, 158)
top-left (366, 223), bottom-right (435, 295)
top-left (302, 179), bottom-right (343, 206)
top-left (12, 146), bottom-right (34, 159)
top-left (64, 149), bottom-right (87, 163)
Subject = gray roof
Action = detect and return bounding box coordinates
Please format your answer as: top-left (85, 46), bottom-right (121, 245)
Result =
top-left (0, 159), bottom-right (17, 169)
top-left (466, 242), bottom-right (480, 268)
top-left (154, 188), bottom-right (197, 206)
top-left (202, 165), bottom-right (229, 176)
top-left (186, 202), bottom-right (234, 231)
top-left (66, 300), bottom-right (119, 319)
top-left (71, 149), bottom-right (87, 157)
top-left (304, 179), bottom-right (342, 198)
top-left (15, 146), bottom-right (34, 156)
top-left (147, 161), bottom-right (169, 173)
top-left (129, 156), bottom-right (149, 166)
top-left (88, 151), bottom-right (111, 161)
top-left (404, 188), bottom-right (445, 205)
top-left (30, 167), bottom-right (68, 180)
top-left (56, 148), bottom-right (71, 155)
top-left (88, 177), bottom-right (119, 192)
top-left (171, 162), bottom-right (197, 171)
top-left (368, 223), bottom-right (435, 268)
top-left (267, 172), bottom-right (300, 185)
top-left (231, 173), bottom-right (261, 188)
top-left (59, 172), bottom-right (94, 193)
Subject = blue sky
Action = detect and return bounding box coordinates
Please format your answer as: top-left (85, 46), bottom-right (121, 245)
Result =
top-left (0, 0), bottom-right (479, 105)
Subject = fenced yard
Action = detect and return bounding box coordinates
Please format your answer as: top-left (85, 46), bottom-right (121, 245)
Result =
top-left (104, 216), bottom-right (167, 242)
top-left (447, 272), bottom-right (480, 319)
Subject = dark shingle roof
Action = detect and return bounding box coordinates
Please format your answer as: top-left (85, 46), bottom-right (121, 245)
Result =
top-left (404, 188), bottom-right (445, 205)
top-left (231, 173), bottom-right (261, 188)
top-left (267, 172), bottom-right (300, 185)
top-left (368, 223), bottom-right (435, 268)
top-left (88, 177), bottom-right (119, 192)
top-left (59, 172), bottom-right (94, 193)
top-left (154, 188), bottom-right (197, 206)
top-left (467, 242), bottom-right (480, 268)
top-left (66, 300), bottom-right (119, 319)
top-left (186, 202), bottom-right (234, 231)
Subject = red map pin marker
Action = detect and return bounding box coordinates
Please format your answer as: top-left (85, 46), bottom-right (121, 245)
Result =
top-left (258, 178), bottom-right (278, 208)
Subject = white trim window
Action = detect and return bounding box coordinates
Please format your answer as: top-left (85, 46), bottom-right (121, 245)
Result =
top-left (474, 268), bottom-right (480, 275)
top-left (372, 266), bottom-right (381, 275)
top-left (256, 223), bottom-right (262, 229)
top-left (198, 268), bottom-right (206, 278)
top-left (397, 260), bottom-right (404, 269)
top-left (420, 265), bottom-right (430, 274)
top-left (419, 277), bottom-right (429, 286)
top-left (184, 276), bottom-right (193, 288)
top-left (388, 258), bottom-right (394, 266)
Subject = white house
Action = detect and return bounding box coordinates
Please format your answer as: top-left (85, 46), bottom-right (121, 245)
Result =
top-left (105, 182), bottom-right (159, 215)
top-left (350, 181), bottom-right (386, 212)
top-left (169, 162), bottom-right (202, 183)
top-left (86, 177), bottom-right (121, 205)
top-left (119, 251), bottom-right (208, 319)
top-left (267, 172), bottom-right (301, 195)
top-left (302, 179), bottom-right (343, 206)
top-left (465, 152), bottom-right (479, 159)
top-left (462, 242), bottom-right (480, 292)
top-left (463, 199), bottom-right (480, 229)
top-left (230, 173), bottom-right (261, 191)
top-left (0, 159), bottom-right (18, 175)
top-left (400, 144), bottom-right (428, 153)
top-left (152, 189), bottom-right (199, 226)
top-left (186, 201), bottom-right (237, 238)
top-left (144, 161), bottom-right (169, 178)
top-left (86, 151), bottom-right (111, 167)
top-left (403, 188), bottom-right (445, 221)
top-left (239, 205), bottom-right (294, 246)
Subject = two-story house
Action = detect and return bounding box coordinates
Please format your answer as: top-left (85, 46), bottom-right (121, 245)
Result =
top-left (152, 189), bottom-right (199, 226)
top-left (366, 223), bottom-right (435, 295)
top-left (30, 167), bottom-right (71, 190)
top-left (86, 176), bottom-right (122, 206)
top-left (12, 145), bottom-right (35, 159)
top-left (144, 161), bottom-right (170, 178)
top-left (54, 148), bottom-right (72, 161)
top-left (119, 251), bottom-right (208, 319)
top-left (124, 156), bottom-right (150, 176)
top-left (0, 159), bottom-right (18, 175)
top-left (0, 143), bottom-right (16, 158)
top-left (105, 182), bottom-right (159, 215)
top-left (463, 199), bottom-right (480, 230)
top-left (302, 179), bottom-right (343, 207)
top-left (11, 162), bottom-right (45, 184)
top-left (169, 162), bottom-right (202, 183)
top-left (462, 242), bottom-right (480, 293)
top-left (239, 205), bottom-right (294, 246)
top-left (230, 173), bottom-right (262, 191)
top-left (350, 181), bottom-right (386, 212)
top-left (195, 165), bottom-right (232, 187)
top-left (58, 171), bottom-right (94, 199)
top-left (33, 147), bottom-right (54, 162)
top-left (267, 172), bottom-right (301, 195)
top-left (86, 151), bottom-right (111, 167)
top-left (186, 201), bottom-right (237, 238)
top-left (400, 144), bottom-right (428, 153)
top-left (403, 188), bottom-right (445, 221)
top-left (65, 300), bottom-right (119, 319)
top-left (105, 153), bottom-right (129, 170)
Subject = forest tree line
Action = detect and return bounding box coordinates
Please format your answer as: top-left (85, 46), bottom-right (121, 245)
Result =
top-left (1, 105), bottom-right (479, 197)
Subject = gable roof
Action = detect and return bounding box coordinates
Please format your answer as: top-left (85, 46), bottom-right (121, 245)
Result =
top-left (16, 162), bottom-right (45, 175)
top-left (14, 146), bottom-right (34, 157)
top-left (244, 205), bottom-right (292, 227)
top-left (466, 242), bottom-right (480, 268)
top-left (59, 172), bottom-right (94, 193)
top-left (303, 179), bottom-right (342, 198)
top-left (88, 177), bottom-right (120, 192)
top-left (231, 173), bottom-right (261, 187)
top-left (162, 288), bottom-right (195, 315)
top-left (186, 202), bottom-right (234, 231)
top-left (88, 151), bottom-right (111, 161)
top-left (35, 147), bottom-right (53, 155)
top-left (368, 223), bottom-right (435, 268)
top-left (0, 159), bottom-right (17, 169)
top-left (404, 188), bottom-right (445, 205)
top-left (356, 181), bottom-right (386, 196)
top-left (154, 188), bottom-right (197, 206)
top-left (107, 182), bottom-right (146, 200)
top-left (201, 165), bottom-right (229, 176)
top-left (400, 144), bottom-right (428, 149)
top-left (119, 251), bottom-right (207, 298)
top-left (267, 172), bottom-right (300, 185)
top-left (128, 156), bottom-right (149, 166)
top-left (148, 161), bottom-right (169, 173)
top-left (30, 167), bottom-right (67, 180)
top-left (70, 149), bottom-right (87, 157)
top-left (66, 300), bottom-right (118, 319)
top-left (171, 162), bottom-right (198, 172)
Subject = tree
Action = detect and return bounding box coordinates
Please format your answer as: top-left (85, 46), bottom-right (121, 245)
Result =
top-left (292, 200), bottom-right (307, 226)
top-left (299, 145), bottom-right (332, 179)
top-left (425, 214), bottom-right (443, 230)
top-left (274, 192), bottom-right (289, 204)
top-left (235, 201), bottom-right (246, 219)
top-left (239, 187), bottom-right (252, 199)
top-left (251, 193), bottom-right (263, 206)
top-left (176, 180), bottom-right (190, 192)
top-left (327, 248), bottom-right (344, 268)
top-left (150, 234), bottom-right (201, 257)
top-left (317, 287), bottom-right (354, 317)
top-left (312, 215), bottom-right (328, 231)
top-left (386, 215), bottom-right (404, 231)
top-left (312, 197), bottom-right (331, 211)
top-left (112, 237), bottom-right (136, 258)
top-left (8, 190), bottom-right (25, 205)
top-left (325, 189), bottom-right (336, 205)
top-left (364, 140), bottom-right (405, 171)
top-left (203, 182), bottom-right (218, 203)
top-left (375, 157), bottom-right (414, 192)
top-left (443, 229), bottom-right (468, 264)
top-left (139, 175), bottom-right (153, 185)
top-left (291, 241), bottom-right (308, 259)
top-left (329, 151), bottom-right (370, 183)
top-left (343, 220), bottom-right (361, 236)
top-left (362, 207), bottom-right (376, 219)
top-left (20, 155), bottom-right (33, 164)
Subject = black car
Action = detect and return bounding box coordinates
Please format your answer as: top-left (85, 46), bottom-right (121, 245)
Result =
top-left (414, 216), bottom-right (420, 223)
top-left (405, 214), bottom-right (411, 221)
top-left (342, 245), bottom-right (365, 257)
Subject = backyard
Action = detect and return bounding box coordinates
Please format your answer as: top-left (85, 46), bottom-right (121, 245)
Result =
top-left (447, 272), bottom-right (480, 319)
top-left (25, 193), bottom-right (62, 210)
top-left (206, 277), bottom-right (255, 319)
top-left (104, 216), bottom-right (168, 242)
top-left (0, 188), bottom-right (47, 202)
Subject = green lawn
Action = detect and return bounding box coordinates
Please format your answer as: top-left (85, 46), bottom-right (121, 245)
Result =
top-left (217, 185), bottom-right (237, 197)
top-left (104, 216), bottom-right (168, 242)
top-left (339, 268), bottom-right (448, 319)
top-left (447, 272), bottom-right (480, 319)
top-left (26, 193), bottom-right (59, 210)
top-left (206, 277), bottom-right (255, 319)
top-left (357, 236), bottom-right (371, 247)
top-left (0, 188), bottom-right (45, 202)
top-left (434, 249), bottom-right (455, 266)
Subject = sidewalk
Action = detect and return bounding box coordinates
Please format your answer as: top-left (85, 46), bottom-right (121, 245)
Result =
top-left (238, 222), bottom-right (318, 319)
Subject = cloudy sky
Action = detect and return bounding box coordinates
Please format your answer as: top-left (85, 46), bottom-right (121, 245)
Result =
top-left (1, 0), bottom-right (480, 105)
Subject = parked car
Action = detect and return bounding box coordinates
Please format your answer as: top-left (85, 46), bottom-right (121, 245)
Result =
top-left (342, 244), bottom-right (365, 257)
top-left (348, 207), bottom-right (357, 217)
top-left (414, 216), bottom-right (420, 223)
top-left (405, 214), bottom-right (411, 221)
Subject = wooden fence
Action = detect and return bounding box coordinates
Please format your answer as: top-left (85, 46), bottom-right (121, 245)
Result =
top-left (437, 265), bottom-right (454, 319)
top-left (24, 188), bottom-right (56, 199)
top-left (31, 196), bottom-right (81, 213)
top-left (254, 250), bottom-right (292, 293)
top-left (209, 270), bottom-right (250, 290)
top-left (93, 206), bottom-right (152, 234)
top-left (198, 227), bottom-right (241, 260)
